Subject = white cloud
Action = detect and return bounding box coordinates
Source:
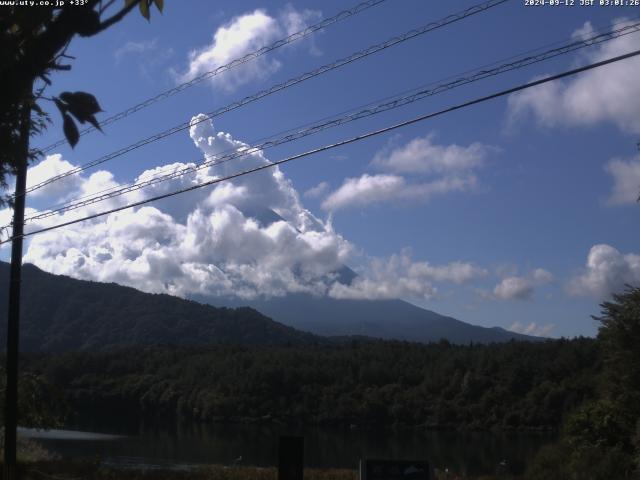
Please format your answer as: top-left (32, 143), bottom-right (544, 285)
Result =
top-left (568, 244), bottom-right (640, 298)
top-left (322, 134), bottom-right (493, 212)
top-left (605, 156), bottom-right (640, 205)
top-left (492, 268), bottom-right (553, 301)
top-left (10, 116), bottom-right (492, 304)
top-left (372, 134), bottom-right (491, 174)
top-left (321, 173), bottom-right (477, 211)
top-left (509, 321), bottom-right (555, 338)
top-left (25, 154), bottom-right (84, 201)
top-left (328, 251), bottom-right (485, 301)
top-left (177, 7), bottom-right (320, 91)
top-left (507, 18), bottom-right (640, 134)
top-left (114, 38), bottom-right (158, 62)
top-left (571, 21), bottom-right (596, 42)
top-left (304, 181), bottom-right (329, 199)
top-left (321, 174), bottom-right (404, 211)
top-left (407, 259), bottom-right (487, 284)
top-left (17, 116), bottom-right (351, 299)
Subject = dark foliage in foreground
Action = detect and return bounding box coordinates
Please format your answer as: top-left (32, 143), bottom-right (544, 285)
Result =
top-left (0, 263), bottom-right (320, 351)
top-left (23, 338), bottom-right (599, 431)
top-left (526, 286), bottom-right (640, 480)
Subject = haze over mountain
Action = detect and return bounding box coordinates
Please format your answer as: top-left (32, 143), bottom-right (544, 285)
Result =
top-left (198, 293), bottom-right (540, 344)
top-left (195, 207), bottom-right (541, 344)
top-left (0, 261), bottom-right (539, 351)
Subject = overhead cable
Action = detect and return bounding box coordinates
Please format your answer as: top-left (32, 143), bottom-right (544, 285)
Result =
top-left (3, 47), bottom-right (638, 244)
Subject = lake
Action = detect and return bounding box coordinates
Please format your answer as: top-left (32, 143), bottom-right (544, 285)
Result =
top-left (20, 417), bottom-right (555, 476)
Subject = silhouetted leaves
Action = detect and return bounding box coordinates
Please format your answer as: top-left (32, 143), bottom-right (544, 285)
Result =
top-left (0, 0), bottom-right (160, 205)
top-left (139, 0), bottom-right (150, 20)
top-left (75, 9), bottom-right (101, 37)
top-left (54, 91), bottom-right (103, 147)
top-left (59, 91), bottom-right (103, 128)
top-left (62, 113), bottom-right (79, 148)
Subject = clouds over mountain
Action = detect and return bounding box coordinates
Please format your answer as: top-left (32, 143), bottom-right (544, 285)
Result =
top-left (328, 250), bottom-right (486, 301)
top-left (177, 6), bottom-right (320, 91)
top-left (1, 117), bottom-right (497, 304)
top-left (507, 19), bottom-right (640, 134)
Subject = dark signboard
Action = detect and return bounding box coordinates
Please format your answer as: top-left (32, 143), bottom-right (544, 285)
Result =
top-left (278, 435), bottom-right (304, 480)
top-left (360, 459), bottom-right (431, 480)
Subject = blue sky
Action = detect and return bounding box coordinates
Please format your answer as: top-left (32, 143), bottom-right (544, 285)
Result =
top-left (2, 0), bottom-right (640, 338)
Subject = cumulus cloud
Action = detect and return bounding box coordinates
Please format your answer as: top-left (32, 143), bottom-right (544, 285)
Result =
top-left (568, 244), bottom-right (640, 298)
top-left (371, 134), bottom-right (491, 174)
top-left (322, 135), bottom-right (493, 212)
top-left (12, 116), bottom-right (351, 300)
top-left (605, 156), bottom-right (640, 205)
top-left (177, 7), bottom-right (320, 91)
top-left (25, 154), bottom-right (84, 201)
top-left (5, 115), bottom-right (492, 305)
top-left (492, 268), bottom-right (554, 301)
top-left (508, 321), bottom-right (555, 338)
top-left (321, 174), bottom-right (404, 211)
top-left (507, 19), bottom-right (640, 134)
top-left (328, 251), bottom-right (486, 301)
top-left (321, 173), bottom-right (477, 211)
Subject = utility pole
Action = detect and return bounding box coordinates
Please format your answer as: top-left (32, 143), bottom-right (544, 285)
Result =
top-left (4, 81), bottom-right (32, 476)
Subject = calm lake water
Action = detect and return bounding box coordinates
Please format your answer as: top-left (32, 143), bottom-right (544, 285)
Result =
top-left (20, 417), bottom-right (555, 476)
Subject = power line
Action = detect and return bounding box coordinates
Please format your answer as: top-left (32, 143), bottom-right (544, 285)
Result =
top-left (21, 0), bottom-right (510, 198)
top-left (38, 13), bottom-right (640, 213)
top-left (37, 0), bottom-right (389, 154)
top-left (3, 47), bottom-right (639, 245)
top-left (20, 19), bottom-right (640, 225)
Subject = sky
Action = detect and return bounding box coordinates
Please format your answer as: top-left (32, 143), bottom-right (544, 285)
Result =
top-left (2, 0), bottom-right (640, 338)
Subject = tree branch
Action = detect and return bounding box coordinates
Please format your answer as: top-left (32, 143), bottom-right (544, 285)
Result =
top-left (95, 0), bottom-right (142, 34)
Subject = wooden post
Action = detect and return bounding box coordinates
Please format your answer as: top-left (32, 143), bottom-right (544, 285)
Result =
top-left (3, 81), bottom-right (32, 474)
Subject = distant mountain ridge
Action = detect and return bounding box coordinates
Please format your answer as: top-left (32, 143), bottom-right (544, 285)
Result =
top-left (0, 262), bottom-right (319, 352)
top-left (203, 206), bottom-right (541, 344)
top-left (0, 261), bottom-right (540, 352)
top-left (197, 293), bottom-right (541, 344)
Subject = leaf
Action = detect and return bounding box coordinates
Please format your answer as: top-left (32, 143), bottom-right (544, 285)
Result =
top-left (153, 0), bottom-right (163, 13)
top-left (76, 9), bottom-right (101, 37)
top-left (70, 91), bottom-right (103, 114)
top-left (86, 114), bottom-right (103, 133)
top-left (53, 98), bottom-right (67, 114)
top-left (60, 91), bottom-right (103, 125)
top-left (31, 102), bottom-right (45, 116)
top-left (62, 114), bottom-right (79, 148)
top-left (125, 0), bottom-right (137, 6)
top-left (139, 0), bottom-right (150, 20)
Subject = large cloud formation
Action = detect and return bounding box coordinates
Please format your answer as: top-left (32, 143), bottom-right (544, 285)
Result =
top-left (177, 6), bottom-right (321, 91)
top-left (569, 244), bottom-right (640, 298)
top-left (507, 19), bottom-right (640, 134)
top-left (1, 116), bottom-right (490, 303)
